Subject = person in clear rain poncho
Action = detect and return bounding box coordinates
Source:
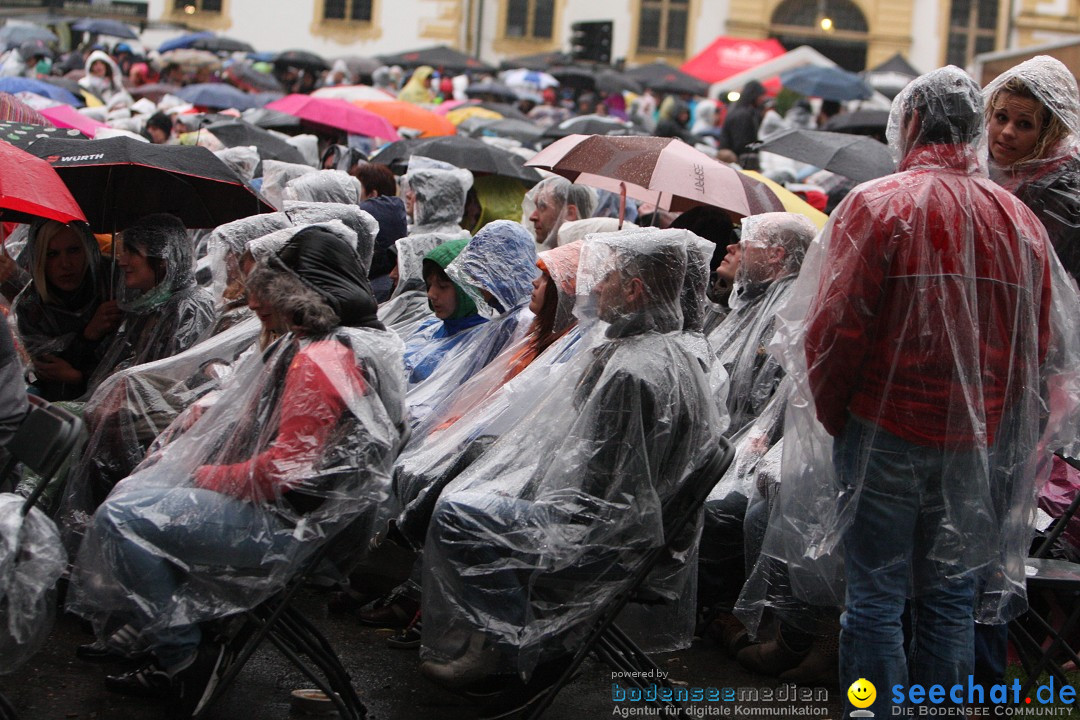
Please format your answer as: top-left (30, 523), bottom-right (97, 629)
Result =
top-left (406, 220), bottom-right (537, 427)
top-left (283, 170), bottom-right (363, 206)
top-left (67, 224), bottom-right (405, 710)
top-left (377, 234), bottom-right (443, 336)
top-left (707, 212), bottom-right (814, 438)
top-left (418, 228), bottom-right (723, 690)
top-left (984, 55), bottom-right (1080, 284)
top-left (523, 176), bottom-right (597, 249)
top-left (259, 160), bottom-right (317, 210)
top-left (402, 157), bottom-right (474, 238)
top-left (758, 67), bottom-right (1080, 717)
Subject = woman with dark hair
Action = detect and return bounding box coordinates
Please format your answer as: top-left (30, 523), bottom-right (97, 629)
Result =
top-left (13, 220), bottom-right (121, 400)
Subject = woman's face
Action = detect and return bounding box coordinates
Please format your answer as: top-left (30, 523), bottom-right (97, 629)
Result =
top-left (989, 93), bottom-right (1043, 166)
top-left (44, 226), bottom-right (88, 292)
top-left (90, 60), bottom-right (108, 78)
top-left (117, 243), bottom-right (158, 292)
top-left (529, 269), bottom-right (550, 315)
top-left (247, 291), bottom-right (283, 332)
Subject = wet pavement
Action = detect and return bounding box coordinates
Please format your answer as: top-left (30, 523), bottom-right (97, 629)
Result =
top-left (0, 590), bottom-right (846, 720)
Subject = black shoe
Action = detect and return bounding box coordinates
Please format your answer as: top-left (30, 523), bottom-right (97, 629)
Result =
top-left (105, 659), bottom-right (176, 698)
top-left (77, 640), bottom-right (146, 664)
top-left (174, 640), bottom-right (227, 716)
top-left (386, 623), bottom-right (421, 649)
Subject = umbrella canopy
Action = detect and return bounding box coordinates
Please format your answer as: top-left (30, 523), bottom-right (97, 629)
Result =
top-left (445, 105), bottom-right (502, 126)
top-left (265, 94), bottom-right (399, 140)
top-left (779, 65), bottom-right (873, 101)
top-left (241, 107), bottom-right (301, 131)
top-left (205, 120), bottom-right (306, 164)
top-left (0, 24), bottom-right (57, 51)
top-left (0, 78), bottom-right (80, 107)
top-left (0, 92), bottom-right (49, 125)
top-left (349, 99), bottom-right (455, 137)
top-left (191, 35), bottom-right (255, 55)
top-left (38, 105), bottom-right (107, 138)
top-left (336, 55), bottom-right (383, 80)
top-left (527, 134), bottom-right (752, 215)
top-left (823, 108), bottom-right (890, 137)
top-left (274, 49), bottom-right (329, 72)
top-left (312, 84), bottom-right (395, 103)
top-left (542, 114), bottom-right (637, 140)
top-left (737, 169), bottom-right (828, 229)
top-left (377, 45), bottom-right (495, 74)
top-left (371, 135), bottom-right (542, 184)
top-left (500, 68), bottom-right (559, 92)
top-left (755, 128), bottom-right (894, 183)
top-left (175, 82), bottom-right (265, 111)
top-left (499, 51), bottom-right (573, 71)
top-left (472, 101), bottom-right (528, 121)
top-left (70, 18), bottom-right (137, 39)
top-left (25, 136), bottom-right (273, 230)
top-left (158, 31), bottom-right (214, 53)
top-left (0, 140), bottom-right (86, 224)
top-left (464, 117), bottom-right (544, 147)
top-left (624, 62), bottom-right (709, 96)
top-left (680, 36), bottom-right (786, 85)
top-left (128, 82), bottom-right (182, 103)
top-left (160, 49), bottom-right (222, 72)
top-left (549, 66), bottom-right (642, 95)
top-left (464, 81), bottom-right (519, 102)
top-left (0, 121), bottom-right (85, 150)
top-left (734, 171), bottom-right (785, 215)
top-left (224, 63), bottom-right (284, 93)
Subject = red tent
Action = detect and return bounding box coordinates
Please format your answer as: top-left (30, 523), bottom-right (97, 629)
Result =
top-left (681, 37), bottom-right (786, 84)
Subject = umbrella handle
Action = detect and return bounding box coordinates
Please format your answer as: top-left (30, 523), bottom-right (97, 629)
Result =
top-left (618, 182), bottom-right (626, 230)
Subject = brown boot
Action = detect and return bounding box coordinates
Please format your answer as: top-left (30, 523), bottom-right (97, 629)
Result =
top-left (736, 628), bottom-right (809, 677)
top-left (779, 633), bottom-right (839, 686)
top-left (708, 612), bottom-right (752, 658)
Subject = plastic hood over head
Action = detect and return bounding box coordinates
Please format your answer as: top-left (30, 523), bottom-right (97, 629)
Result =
top-left (984, 55), bottom-right (1080, 142)
top-left (214, 145), bottom-right (260, 184)
top-left (682, 233), bottom-right (716, 333)
top-left (537, 240), bottom-right (583, 335)
top-left (260, 160), bottom-right (318, 209)
top-left (557, 217), bottom-right (637, 247)
top-left (117, 214), bottom-right (197, 315)
top-left (575, 228), bottom-right (688, 335)
top-left (390, 234), bottom-right (445, 299)
top-left (732, 212), bottom-right (815, 299)
top-left (284, 170), bottom-right (362, 205)
top-left (886, 66), bottom-right (986, 173)
top-left (406, 163), bottom-right (474, 230)
top-left (270, 225), bottom-right (382, 330)
top-left (208, 213), bottom-right (293, 256)
top-left (523, 176), bottom-right (598, 249)
top-left (445, 220), bottom-right (538, 316)
top-left (284, 201), bottom-right (379, 274)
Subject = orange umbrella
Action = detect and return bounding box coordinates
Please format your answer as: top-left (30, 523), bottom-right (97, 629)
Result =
top-left (350, 99), bottom-right (456, 137)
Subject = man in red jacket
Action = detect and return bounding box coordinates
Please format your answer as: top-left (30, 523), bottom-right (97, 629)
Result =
top-left (803, 67), bottom-right (1052, 717)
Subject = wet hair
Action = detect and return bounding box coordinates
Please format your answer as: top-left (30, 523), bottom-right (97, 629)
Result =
top-left (352, 162), bottom-right (398, 197)
top-left (987, 77), bottom-right (1071, 164)
top-left (31, 221), bottom-right (90, 305)
top-left (145, 112), bottom-right (172, 137)
top-left (245, 260), bottom-right (339, 335)
top-left (564, 184), bottom-right (597, 219)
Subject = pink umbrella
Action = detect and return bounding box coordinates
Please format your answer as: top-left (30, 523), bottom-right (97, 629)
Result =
top-left (526, 134), bottom-right (753, 217)
top-left (39, 105), bottom-right (108, 139)
top-left (266, 94), bottom-right (400, 141)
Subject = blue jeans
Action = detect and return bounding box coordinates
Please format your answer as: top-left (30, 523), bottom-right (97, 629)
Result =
top-left (835, 417), bottom-right (979, 718)
top-left (93, 487), bottom-right (294, 669)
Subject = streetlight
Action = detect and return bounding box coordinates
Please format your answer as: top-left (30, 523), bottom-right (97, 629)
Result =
top-left (820, 16), bottom-right (834, 31)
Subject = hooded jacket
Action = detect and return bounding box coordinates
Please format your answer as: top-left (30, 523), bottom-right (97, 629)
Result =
top-left (360, 194), bottom-right (408, 279)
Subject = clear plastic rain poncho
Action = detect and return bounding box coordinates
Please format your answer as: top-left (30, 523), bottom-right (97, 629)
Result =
top-left (421, 228), bottom-right (724, 681)
top-left (84, 216), bottom-right (216, 397)
top-left (204, 212), bottom-right (292, 330)
top-left (405, 221), bottom-right (537, 425)
top-left (0, 495), bottom-right (66, 675)
top-left (522, 176), bottom-right (598, 249)
top-left (377, 234), bottom-right (443, 336)
top-left (213, 145), bottom-right (260, 184)
top-left (392, 241), bottom-right (588, 545)
top-left (984, 55), bottom-right (1080, 283)
top-left (283, 170), bottom-right (362, 206)
top-left (67, 226), bottom-right (405, 657)
top-left (259, 160), bottom-right (318, 209)
top-left (404, 158), bottom-right (474, 236)
top-left (283, 201), bottom-right (379, 275)
top-left (756, 67), bottom-right (1080, 629)
top-left (12, 220), bottom-right (110, 401)
top-left (556, 217), bottom-right (638, 247)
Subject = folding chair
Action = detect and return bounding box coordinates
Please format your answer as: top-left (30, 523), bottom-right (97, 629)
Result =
top-left (0, 395), bottom-right (84, 720)
top-left (515, 436), bottom-right (735, 719)
top-left (1007, 454), bottom-right (1080, 712)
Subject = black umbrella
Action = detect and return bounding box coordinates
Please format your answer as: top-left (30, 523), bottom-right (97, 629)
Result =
top-left (274, 50), bottom-right (329, 72)
top-left (225, 63), bottom-right (285, 93)
top-left (0, 122), bottom-right (85, 150)
top-left (548, 66), bottom-right (642, 95)
top-left (594, 69), bottom-right (643, 95)
top-left (541, 114), bottom-right (638, 140)
top-left (336, 55), bottom-right (382, 81)
top-left (464, 81), bottom-right (519, 102)
top-left (377, 45), bottom-right (495, 75)
top-left (755, 128), bottom-right (894, 183)
top-left (0, 24), bottom-right (57, 51)
top-left (472, 101), bottom-right (529, 121)
top-left (624, 62), bottom-right (708, 96)
top-left (192, 36), bottom-right (255, 55)
top-left (70, 18), bottom-right (138, 40)
top-left (206, 120), bottom-right (306, 164)
top-left (464, 117), bottom-right (544, 147)
top-left (370, 136), bottom-right (541, 185)
top-left (499, 51), bottom-right (573, 71)
top-left (25, 136), bottom-right (273, 230)
top-left (241, 107), bottom-right (302, 131)
top-left (823, 109), bottom-right (890, 137)
top-left (128, 82), bottom-right (182, 103)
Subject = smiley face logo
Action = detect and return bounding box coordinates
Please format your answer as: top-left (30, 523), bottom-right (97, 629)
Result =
top-left (848, 678), bottom-right (876, 709)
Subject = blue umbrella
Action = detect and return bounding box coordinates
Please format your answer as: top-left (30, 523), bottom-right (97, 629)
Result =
top-left (175, 83), bottom-right (264, 110)
top-left (0, 25), bottom-right (58, 52)
top-left (0, 78), bottom-right (81, 107)
top-left (158, 31), bottom-right (214, 53)
top-left (779, 65), bottom-right (873, 101)
top-left (70, 18), bottom-right (138, 40)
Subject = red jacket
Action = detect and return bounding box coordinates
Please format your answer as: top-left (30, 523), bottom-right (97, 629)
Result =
top-left (805, 144), bottom-right (1052, 448)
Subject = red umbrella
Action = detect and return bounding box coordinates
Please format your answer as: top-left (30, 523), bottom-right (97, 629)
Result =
top-left (526, 134), bottom-right (754, 217)
top-left (265, 94), bottom-right (400, 141)
top-left (0, 140), bottom-right (86, 226)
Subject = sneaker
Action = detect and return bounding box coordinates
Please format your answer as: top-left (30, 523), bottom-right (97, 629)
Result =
top-left (419, 633), bottom-right (501, 689)
top-left (357, 594), bottom-right (419, 629)
top-left (104, 659), bottom-right (176, 698)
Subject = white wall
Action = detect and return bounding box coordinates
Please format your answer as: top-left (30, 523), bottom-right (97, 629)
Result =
top-left (908, 0), bottom-right (940, 73)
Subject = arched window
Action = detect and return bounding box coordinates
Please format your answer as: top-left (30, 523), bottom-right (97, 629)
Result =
top-left (769, 0), bottom-right (869, 70)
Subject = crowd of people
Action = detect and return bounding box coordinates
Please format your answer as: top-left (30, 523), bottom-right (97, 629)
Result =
top-left (1, 28), bottom-right (1080, 719)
